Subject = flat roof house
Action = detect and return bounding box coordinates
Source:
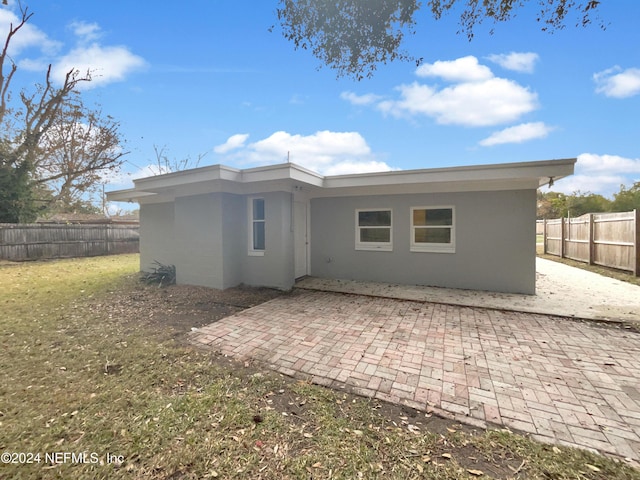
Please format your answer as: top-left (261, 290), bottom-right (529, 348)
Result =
top-left (107, 158), bottom-right (575, 294)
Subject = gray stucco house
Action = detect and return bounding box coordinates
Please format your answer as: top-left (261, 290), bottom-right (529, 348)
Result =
top-left (107, 158), bottom-right (575, 294)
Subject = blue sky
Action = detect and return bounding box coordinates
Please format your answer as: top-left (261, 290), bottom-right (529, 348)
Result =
top-left (2, 0), bottom-right (640, 207)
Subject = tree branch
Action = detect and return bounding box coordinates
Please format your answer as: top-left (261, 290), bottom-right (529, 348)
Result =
top-left (0, 6), bottom-right (33, 124)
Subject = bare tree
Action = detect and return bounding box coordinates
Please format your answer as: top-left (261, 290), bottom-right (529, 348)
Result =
top-left (34, 92), bottom-right (127, 209)
top-left (149, 144), bottom-right (207, 175)
top-left (0, 5), bottom-right (128, 220)
top-left (0, 7), bottom-right (91, 161)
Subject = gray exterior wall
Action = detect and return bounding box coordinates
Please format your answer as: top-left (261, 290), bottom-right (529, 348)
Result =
top-left (173, 193), bottom-right (226, 288)
top-left (221, 193), bottom-right (244, 288)
top-left (241, 191), bottom-right (295, 290)
top-left (310, 190), bottom-right (536, 294)
top-left (138, 191), bottom-right (296, 291)
top-left (140, 189), bottom-right (536, 293)
top-left (139, 202), bottom-right (175, 272)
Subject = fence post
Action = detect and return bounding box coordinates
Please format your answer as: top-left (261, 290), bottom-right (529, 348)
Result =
top-left (588, 213), bottom-right (594, 265)
top-left (104, 225), bottom-right (110, 255)
top-left (543, 219), bottom-right (547, 255)
top-left (634, 209), bottom-right (640, 277)
top-left (560, 217), bottom-right (565, 258)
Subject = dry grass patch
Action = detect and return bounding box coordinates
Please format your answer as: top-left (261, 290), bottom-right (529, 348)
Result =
top-left (1, 254), bottom-right (638, 479)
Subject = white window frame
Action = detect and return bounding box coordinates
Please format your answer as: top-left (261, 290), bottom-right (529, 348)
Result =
top-left (355, 208), bottom-right (393, 251)
top-left (248, 197), bottom-right (265, 256)
top-left (410, 206), bottom-right (455, 253)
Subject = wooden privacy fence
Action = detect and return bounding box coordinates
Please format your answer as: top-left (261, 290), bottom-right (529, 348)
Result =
top-left (0, 223), bottom-right (139, 261)
top-left (541, 210), bottom-right (640, 276)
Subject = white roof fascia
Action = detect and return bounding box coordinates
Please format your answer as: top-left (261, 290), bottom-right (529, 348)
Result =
top-left (106, 188), bottom-right (157, 202)
top-left (310, 178), bottom-right (541, 198)
top-left (134, 164), bottom-right (241, 191)
top-left (323, 158), bottom-right (576, 189)
top-left (106, 158), bottom-right (576, 203)
top-left (239, 163), bottom-right (324, 186)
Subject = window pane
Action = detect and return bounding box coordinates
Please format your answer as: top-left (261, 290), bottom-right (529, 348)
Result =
top-left (413, 209), bottom-right (427, 226)
top-left (253, 199), bottom-right (265, 220)
top-left (358, 210), bottom-right (391, 226)
top-left (253, 222), bottom-right (265, 250)
top-left (414, 227), bottom-right (451, 244)
top-left (360, 228), bottom-right (391, 243)
top-left (413, 208), bottom-right (452, 226)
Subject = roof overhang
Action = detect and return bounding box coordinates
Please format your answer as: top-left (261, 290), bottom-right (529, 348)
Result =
top-left (106, 158), bottom-right (576, 204)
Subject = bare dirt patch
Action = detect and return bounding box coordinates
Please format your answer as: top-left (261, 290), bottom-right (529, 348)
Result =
top-left (91, 281), bottom-right (286, 336)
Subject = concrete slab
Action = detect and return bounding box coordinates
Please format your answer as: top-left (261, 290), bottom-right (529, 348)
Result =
top-left (296, 258), bottom-right (640, 324)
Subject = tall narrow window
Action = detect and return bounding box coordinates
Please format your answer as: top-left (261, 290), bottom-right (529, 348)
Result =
top-left (249, 198), bottom-right (265, 255)
top-left (355, 209), bottom-right (392, 251)
top-left (410, 206), bottom-right (455, 253)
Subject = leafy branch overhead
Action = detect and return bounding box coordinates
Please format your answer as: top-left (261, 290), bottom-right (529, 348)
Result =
top-left (276, 0), bottom-right (603, 80)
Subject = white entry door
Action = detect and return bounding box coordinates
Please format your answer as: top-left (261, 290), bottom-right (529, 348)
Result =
top-left (293, 201), bottom-right (308, 278)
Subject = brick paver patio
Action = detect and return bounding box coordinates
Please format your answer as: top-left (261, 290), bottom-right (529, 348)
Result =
top-left (190, 290), bottom-right (640, 463)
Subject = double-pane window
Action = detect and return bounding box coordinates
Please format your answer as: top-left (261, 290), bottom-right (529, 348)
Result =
top-left (411, 207), bottom-right (455, 253)
top-left (355, 209), bottom-right (392, 251)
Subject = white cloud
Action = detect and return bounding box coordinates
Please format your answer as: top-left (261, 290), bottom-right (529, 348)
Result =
top-left (486, 52), bottom-right (539, 73)
top-left (69, 21), bottom-right (102, 42)
top-left (131, 164), bottom-right (172, 180)
top-left (214, 133), bottom-right (250, 154)
top-left (51, 43), bottom-right (146, 89)
top-left (593, 66), bottom-right (640, 98)
top-left (102, 163), bottom-right (173, 190)
top-left (479, 122), bottom-right (553, 146)
top-left (575, 153), bottom-right (640, 174)
top-left (340, 91), bottom-right (383, 106)
top-left (0, 9), bottom-right (61, 55)
top-left (378, 77), bottom-right (538, 127)
top-left (347, 56), bottom-right (538, 127)
top-left (217, 130), bottom-right (393, 175)
top-left (551, 153), bottom-right (640, 197)
top-left (0, 9), bottom-right (145, 89)
top-left (17, 57), bottom-right (49, 71)
top-left (416, 56), bottom-right (493, 82)
top-left (550, 174), bottom-right (629, 197)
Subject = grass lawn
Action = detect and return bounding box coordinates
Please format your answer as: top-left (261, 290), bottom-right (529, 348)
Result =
top-left (1, 254), bottom-right (638, 479)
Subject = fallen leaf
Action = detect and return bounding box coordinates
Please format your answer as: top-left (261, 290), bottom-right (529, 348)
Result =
top-left (585, 464), bottom-right (601, 472)
top-left (441, 453), bottom-right (452, 459)
top-left (468, 469), bottom-right (484, 476)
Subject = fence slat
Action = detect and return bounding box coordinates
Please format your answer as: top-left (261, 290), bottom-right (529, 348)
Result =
top-left (542, 210), bottom-right (639, 276)
top-left (0, 224), bottom-right (139, 261)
